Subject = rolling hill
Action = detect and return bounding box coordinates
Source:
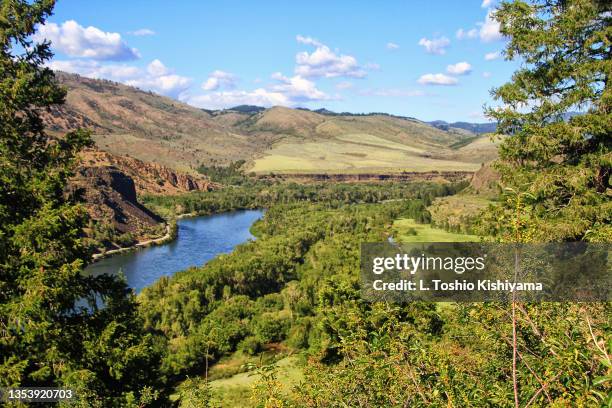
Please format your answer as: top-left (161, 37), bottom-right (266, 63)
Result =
top-left (48, 72), bottom-right (499, 175)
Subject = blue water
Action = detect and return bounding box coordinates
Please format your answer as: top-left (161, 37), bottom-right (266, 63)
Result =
top-left (86, 210), bottom-right (263, 292)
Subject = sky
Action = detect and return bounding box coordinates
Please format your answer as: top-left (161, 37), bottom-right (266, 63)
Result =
top-left (35, 0), bottom-right (520, 122)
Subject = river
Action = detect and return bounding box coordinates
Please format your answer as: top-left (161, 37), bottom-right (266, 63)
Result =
top-left (85, 210), bottom-right (263, 292)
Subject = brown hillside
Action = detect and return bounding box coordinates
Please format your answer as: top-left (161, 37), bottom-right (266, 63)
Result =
top-left (47, 72), bottom-right (498, 175)
top-left (49, 72), bottom-right (276, 172)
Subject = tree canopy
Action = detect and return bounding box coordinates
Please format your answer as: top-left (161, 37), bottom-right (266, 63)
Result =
top-left (484, 0), bottom-right (611, 242)
top-left (0, 1), bottom-right (162, 405)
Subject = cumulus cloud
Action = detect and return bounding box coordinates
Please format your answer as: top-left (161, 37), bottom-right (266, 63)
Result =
top-left (35, 20), bottom-right (139, 61)
top-left (479, 11), bottom-right (503, 42)
top-left (187, 71), bottom-right (329, 110)
top-left (456, 28), bottom-right (478, 40)
top-left (294, 35), bottom-right (366, 78)
top-left (386, 42), bottom-right (399, 50)
top-left (49, 58), bottom-right (191, 98)
top-left (418, 36), bottom-right (450, 55)
top-left (184, 89), bottom-right (289, 110)
top-left (481, 0), bottom-right (493, 7)
top-left (446, 61), bottom-right (472, 75)
top-left (129, 28), bottom-right (155, 36)
top-left (457, 9), bottom-right (503, 43)
top-left (126, 74), bottom-right (192, 98)
top-left (417, 73), bottom-right (458, 86)
top-left (47, 59), bottom-right (140, 80)
top-left (484, 50), bottom-right (502, 60)
top-left (296, 35), bottom-right (323, 47)
top-left (202, 70), bottom-right (238, 91)
top-left (270, 72), bottom-right (329, 101)
top-left (147, 59), bottom-right (171, 76)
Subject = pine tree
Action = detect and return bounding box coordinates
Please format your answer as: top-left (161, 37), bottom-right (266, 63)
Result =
top-left (485, 0), bottom-right (611, 242)
top-left (0, 1), bottom-right (163, 405)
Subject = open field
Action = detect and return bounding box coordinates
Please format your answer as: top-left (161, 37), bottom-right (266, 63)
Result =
top-left (428, 194), bottom-right (492, 232)
top-left (210, 356), bottom-right (303, 407)
top-left (392, 218), bottom-right (480, 242)
top-left (248, 135), bottom-right (484, 174)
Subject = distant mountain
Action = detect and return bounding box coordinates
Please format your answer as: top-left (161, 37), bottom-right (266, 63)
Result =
top-left (47, 72), bottom-right (499, 175)
top-left (226, 105), bottom-right (266, 114)
top-left (428, 120), bottom-right (497, 135)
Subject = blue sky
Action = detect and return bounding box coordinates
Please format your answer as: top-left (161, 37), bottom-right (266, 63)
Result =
top-left (37, 0), bottom-right (519, 122)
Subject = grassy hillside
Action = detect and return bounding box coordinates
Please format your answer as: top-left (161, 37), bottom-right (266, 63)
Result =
top-left (50, 73), bottom-right (276, 173)
top-left (49, 73), bottom-right (498, 175)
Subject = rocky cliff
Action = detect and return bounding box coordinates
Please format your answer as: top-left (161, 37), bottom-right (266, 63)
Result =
top-left (79, 149), bottom-right (218, 195)
top-left (257, 171), bottom-right (473, 183)
top-left (71, 149), bottom-right (218, 252)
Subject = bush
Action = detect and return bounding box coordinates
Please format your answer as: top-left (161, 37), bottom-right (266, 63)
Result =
top-left (239, 336), bottom-right (264, 356)
top-left (252, 312), bottom-right (292, 343)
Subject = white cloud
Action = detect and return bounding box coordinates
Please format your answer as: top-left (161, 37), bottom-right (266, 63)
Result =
top-left (336, 81), bottom-right (353, 90)
top-left (456, 28), bottom-right (478, 40)
top-left (482, 71), bottom-right (492, 78)
top-left (479, 11), bottom-right (503, 42)
top-left (187, 71), bottom-right (330, 110)
top-left (481, 0), bottom-right (493, 7)
top-left (484, 51), bottom-right (502, 60)
top-left (446, 61), bottom-right (472, 75)
top-left (147, 59), bottom-right (171, 76)
top-left (417, 73), bottom-right (458, 86)
top-left (270, 73), bottom-right (329, 101)
top-left (386, 42), bottom-right (399, 50)
top-left (35, 20), bottom-right (139, 61)
top-left (47, 59), bottom-right (140, 80)
top-left (294, 35), bottom-right (366, 78)
top-left (129, 28), bottom-right (155, 36)
top-left (49, 58), bottom-right (191, 98)
top-left (126, 74), bottom-right (192, 98)
top-left (202, 70), bottom-right (238, 91)
top-left (184, 89), bottom-right (289, 110)
top-left (296, 35), bottom-right (323, 47)
top-left (418, 36), bottom-right (450, 55)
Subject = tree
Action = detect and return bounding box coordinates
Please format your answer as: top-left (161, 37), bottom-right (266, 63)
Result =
top-left (484, 0), bottom-right (611, 242)
top-left (0, 1), bottom-right (163, 405)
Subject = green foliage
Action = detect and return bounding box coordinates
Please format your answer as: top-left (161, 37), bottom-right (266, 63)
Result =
top-left (197, 160), bottom-right (249, 185)
top-left (138, 182), bottom-right (450, 382)
top-left (0, 1), bottom-right (163, 405)
top-left (484, 0), bottom-right (611, 242)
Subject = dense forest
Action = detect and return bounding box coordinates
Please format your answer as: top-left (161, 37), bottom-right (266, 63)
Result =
top-left (0, 0), bottom-right (610, 407)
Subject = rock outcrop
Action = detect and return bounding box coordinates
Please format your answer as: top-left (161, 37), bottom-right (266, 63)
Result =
top-left (71, 166), bottom-right (163, 236)
top-left (78, 149), bottom-right (218, 195)
top-left (70, 149), bottom-right (218, 251)
top-left (257, 171), bottom-right (473, 183)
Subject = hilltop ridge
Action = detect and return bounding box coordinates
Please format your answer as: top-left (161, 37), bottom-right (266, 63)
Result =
top-left (47, 72), bottom-right (499, 175)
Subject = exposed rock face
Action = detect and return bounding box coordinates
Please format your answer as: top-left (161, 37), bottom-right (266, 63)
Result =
top-left (257, 171), bottom-right (473, 183)
top-left (70, 149), bottom-right (218, 252)
top-left (78, 149), bottom-right (218, 195)
top-left (70, 166), bottom-right (163, 237)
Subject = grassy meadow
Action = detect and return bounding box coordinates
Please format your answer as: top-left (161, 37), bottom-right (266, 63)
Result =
top-left (392, 218), bottom-right (480, 242)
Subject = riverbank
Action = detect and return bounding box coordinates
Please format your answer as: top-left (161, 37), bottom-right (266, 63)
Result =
top-left (91, 222), bottom-right (174, 261)
top-left (90, 210), bottom-right (251, 263)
